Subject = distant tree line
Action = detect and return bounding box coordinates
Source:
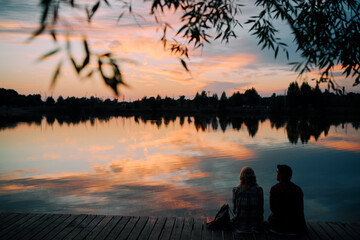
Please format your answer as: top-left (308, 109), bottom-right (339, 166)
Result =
top-left (1, 84), bottom-right (359, 115)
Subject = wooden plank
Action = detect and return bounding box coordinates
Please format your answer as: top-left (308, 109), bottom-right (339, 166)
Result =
top-left (52, 214), bottom-right (87, 240)
top-left (305, 223), bottom-right (321, 240)
top-left (42, 214), bottom-right (79, 240)
top-left (127, 216), bottom-right (149, 240)
top-left (148, 217), bottom-right (167, 240)
top-left (335, 222), bottom-right (360, 240)
top-left (308, 222), bottom-right (331, 240)
top-left (0, 213), bottom-right (18, 227)
top-left (137, 216), bottom-right (157, 240)
top-left (0, 213), bottom-right (28, 231)
top-left (116, 216), bottom-right (140, 240)
top-left (326, 222), bottom-right (354, 240)
top-left (180, 217), bottom-right (194, 240)
top-left (63, 215), bottom-right (97, 240)
top-left (20, 214), bottom-right (60, 240)
top-left (31, 214), bottom-right (71, 240)
top-left (318, 221), bottom-right (342, 240)
top-left (0, 212), bottom-right (9, 219)
top-left (169, 217), bottom-right (184, 240)
top-left (202, 218), bottom-right (213, 240)
top-left (0, 213), bottom-right (38, 238)
top-left (105, 216), bottom-right (131, 240)
top-left (1, 213), bottom-right (44, 240)
top-left (11, 214), bottom-right (49, 240)
top-left (85, 215), bottom-right (113, 240)
top-left (191, 218), bottom-right (203, 240)
top-left (95, 216), bottom-right (122, 240)
top-left (160, 217), bottom-right (176, 240)
top-left (72, 215), bottom-right (105, 239)
top-left (347, 222), bottom-right (360, 235)
top-left (1, 213), bottom-right (359, 240)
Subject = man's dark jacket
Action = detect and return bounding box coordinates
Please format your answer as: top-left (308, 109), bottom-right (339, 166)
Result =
top-left (268, 181), bottom-right (307, 233)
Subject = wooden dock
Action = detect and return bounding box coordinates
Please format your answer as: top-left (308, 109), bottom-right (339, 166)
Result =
top-left (0, 213), bottom-right (359, 240)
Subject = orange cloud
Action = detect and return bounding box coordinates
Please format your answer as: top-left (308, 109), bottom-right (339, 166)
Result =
top-left (132, 128), bottom-right (255, 160)
top-left (317, 140), bottom-right (360, 152)
top-left (42, 153), bottom-right (61, 160)
top-left (79, 145), bottom-right (115, 153)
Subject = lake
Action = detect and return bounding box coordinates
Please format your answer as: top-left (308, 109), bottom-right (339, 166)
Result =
top-left (0, 115), bottom-right (359, 221)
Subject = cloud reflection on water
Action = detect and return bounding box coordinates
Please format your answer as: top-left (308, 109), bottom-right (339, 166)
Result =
top-left (0, 117), bottom-right (359, 220)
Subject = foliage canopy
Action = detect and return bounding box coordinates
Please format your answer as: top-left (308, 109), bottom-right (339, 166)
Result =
top-left (33, 0), bottom-right (360, 95)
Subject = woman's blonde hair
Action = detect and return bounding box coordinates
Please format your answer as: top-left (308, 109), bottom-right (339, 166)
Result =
top-left (238, 166), bottom-right (257, 189)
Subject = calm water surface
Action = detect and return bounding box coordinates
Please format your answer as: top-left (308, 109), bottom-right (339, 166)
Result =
top-left (0, 116), bottom-right (359, 221)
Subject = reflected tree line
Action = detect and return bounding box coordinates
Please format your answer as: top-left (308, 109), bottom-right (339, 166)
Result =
top-left (1, 112), bottom-right (359, 144)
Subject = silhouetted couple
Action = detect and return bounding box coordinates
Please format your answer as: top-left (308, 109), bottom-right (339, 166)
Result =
top-left (231, 165), bottom-right (306, 235)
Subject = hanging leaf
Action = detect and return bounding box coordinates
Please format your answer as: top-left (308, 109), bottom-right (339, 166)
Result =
top-left (50, 29), bottom-right (57, 42)
top-left (92, 1), bottom-right (101, 15)
top-left (87, 1), bottom-right (100, 22)
top-left (53, 3), bottom-right (59, 24)
top-left (101, 52), bottom-right (112, 57)
top-left (86, 70), bottom-right (94, 78)
top-left (41, 2), bottom-right (50, 26)
top-left (69, 55), bottom-right (80, 74)
top-left (103, 0), bottom-right (111, 7)
top-left (98, 58), bottom-right (118, 95)
top-left (117, 12), bottom-right (125, 23)
top-left (214, 32), bottom-right (222, 40)
top-left (352, 76), bottom-right (360, 87)
top-left (27, 25), bottom-right (46, 42)
top-left (81, 38), bottom-right (90, 69)
top-left (38, 47), bottom-right (61, 61)
top-left (180, 58), bottom-right (189, 72)
top-left (49, 61), bottom-right (62, 89)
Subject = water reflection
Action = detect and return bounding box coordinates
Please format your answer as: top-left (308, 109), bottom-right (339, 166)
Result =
top-left (0, 116), bottom-right (359, 221)
top-left (1, 114), bottom-right (359, 144)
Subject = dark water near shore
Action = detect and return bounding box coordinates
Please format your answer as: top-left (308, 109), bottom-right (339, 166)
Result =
top-left (0, 116), bottom-right (359, 221)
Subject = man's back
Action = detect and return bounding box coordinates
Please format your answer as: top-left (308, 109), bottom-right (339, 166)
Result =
top-left (269, 181), bottom-right (306, 233)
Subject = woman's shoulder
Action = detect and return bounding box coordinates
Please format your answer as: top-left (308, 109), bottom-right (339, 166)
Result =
top-left (251, 185), bottom-right (263, 192)
top-left (233, 186), bottom-right (243, 194)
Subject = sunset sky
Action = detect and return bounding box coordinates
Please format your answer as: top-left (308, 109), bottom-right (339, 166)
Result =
top-left (0, 0), bottom-right (358, 100)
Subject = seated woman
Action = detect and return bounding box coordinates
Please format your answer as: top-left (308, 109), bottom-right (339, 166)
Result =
top-left (232, 166), bottom-right (264, 232)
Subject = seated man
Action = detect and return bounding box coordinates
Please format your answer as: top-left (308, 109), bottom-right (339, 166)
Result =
top-left (268, 165), bottom-right (307, 234)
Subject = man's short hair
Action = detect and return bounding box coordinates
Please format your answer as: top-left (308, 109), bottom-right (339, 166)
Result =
top-left (277, 164), bottom-right (292, 181)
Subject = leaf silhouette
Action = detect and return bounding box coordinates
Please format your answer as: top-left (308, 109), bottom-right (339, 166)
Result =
top-left (180, 58), bottom-right (189, 72)
top-left (117, 12), bottom-right (125, 23)
top-left (92, 1), bottom-right (100, 15)
top-left (69, 55), bottom-right (80, 74)
top-left (103, 0), bottom-right (111, 7)
top-left (39, 47), bottom-right (61, 61)
top-left (81, 38), bottom-right (90, 69)
top-left (27, 25), bottom-right (46, 42)
top-left (50, 61), bottom-right (62, 89)
top-left (41, 2), bottom-right (49, 26)
top-left (87, 1), bottom-right (100, 22)
top-left (50, 29), bottom-right (57, 41)
top-left (98, 56), bottom-right (129, 95)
